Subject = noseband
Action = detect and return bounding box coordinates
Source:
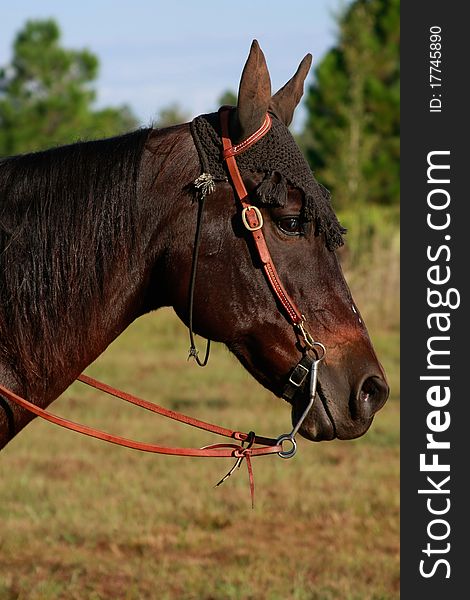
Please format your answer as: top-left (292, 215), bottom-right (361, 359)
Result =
top-left (0, 108), bottom-right (326, 504)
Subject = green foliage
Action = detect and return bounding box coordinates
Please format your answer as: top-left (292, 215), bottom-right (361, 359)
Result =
top-left (302, 1), bottom-right (400, 330)
top-left (218, 89), bottom-right (237, 107)
top-left (0, 19), bottom-right (138, 156)
top-left (153, 102), bottom-right (190, 127)
top-left (304, 0), bottom-right (399, 209)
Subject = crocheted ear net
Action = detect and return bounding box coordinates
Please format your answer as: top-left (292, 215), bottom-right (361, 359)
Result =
top-left (190, 110), bottom-right (345, 250)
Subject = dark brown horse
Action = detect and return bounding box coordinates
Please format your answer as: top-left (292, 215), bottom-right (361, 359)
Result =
top-left (0, 41), bottom-right (388, 451)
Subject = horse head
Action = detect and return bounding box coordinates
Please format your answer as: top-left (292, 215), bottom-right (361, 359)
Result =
top-left (164, 41), bottom-right (389, 442)
top-left (0, 41), bottom-right (388, 448)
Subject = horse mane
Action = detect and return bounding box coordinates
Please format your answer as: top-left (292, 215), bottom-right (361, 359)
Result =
top-left (0, 129), bottom-right (152, 389)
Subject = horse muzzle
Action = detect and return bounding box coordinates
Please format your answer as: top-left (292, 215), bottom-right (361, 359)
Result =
top-left (287, 357), bottom-right (389, 442)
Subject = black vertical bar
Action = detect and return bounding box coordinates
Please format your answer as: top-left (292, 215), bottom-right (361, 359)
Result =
top-left (401, 4), bottom-right (468, 597)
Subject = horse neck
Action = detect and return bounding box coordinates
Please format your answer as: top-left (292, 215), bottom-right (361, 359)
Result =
top-left (0, 124), bottom-right (198, 441)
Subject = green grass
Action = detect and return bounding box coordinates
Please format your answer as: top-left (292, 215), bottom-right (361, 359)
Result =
top-left (0, 310), bottom-right (399, 599)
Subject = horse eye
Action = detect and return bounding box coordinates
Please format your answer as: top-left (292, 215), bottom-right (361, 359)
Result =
top-left (277, 216), bottom-right (303, 236)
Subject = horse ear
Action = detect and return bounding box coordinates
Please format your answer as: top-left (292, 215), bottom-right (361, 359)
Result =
top-left (231, 40), bottom-right (272, 143)
top-left (269, 53), bottom-right (312, 126)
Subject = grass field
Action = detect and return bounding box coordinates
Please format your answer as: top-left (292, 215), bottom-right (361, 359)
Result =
top-left (0, 309), bottom-right (399, 600)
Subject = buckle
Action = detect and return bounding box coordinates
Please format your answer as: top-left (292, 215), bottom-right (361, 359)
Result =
top-left (241, 206), bottom-right (263, 231)
top-left (288, 363), bottom-right (309, 388)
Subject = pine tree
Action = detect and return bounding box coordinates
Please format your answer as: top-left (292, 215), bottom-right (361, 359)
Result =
top-left (0, 19), bottom-right (137, 156)
top-left (304, 0), bottom-right (399, 209)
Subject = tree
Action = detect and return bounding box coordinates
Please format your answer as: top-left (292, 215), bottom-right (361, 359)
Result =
top-left (0, 19), bottom-right (138, 156)
top-left (218, 89), bottom-right (237, 107)
top-left (304, 0), bottom-right (399, 209)
top-left (153, 103), bottom-right (190, 128)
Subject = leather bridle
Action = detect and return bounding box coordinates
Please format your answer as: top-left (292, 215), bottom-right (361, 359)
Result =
top-left (218, 107), bottom-right (325, 401)
top-left (0, 108), bottom-right (326, 504)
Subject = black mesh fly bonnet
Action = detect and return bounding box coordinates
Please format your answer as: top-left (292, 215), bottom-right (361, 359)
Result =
top-left (190, 110), bottom-right (345, 250)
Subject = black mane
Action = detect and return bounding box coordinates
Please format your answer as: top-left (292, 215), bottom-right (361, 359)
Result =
top-left (0, 129), bottom-right (151, 388)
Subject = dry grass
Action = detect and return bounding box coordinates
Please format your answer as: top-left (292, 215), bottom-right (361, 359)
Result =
top-left (338, 206), bottom-right (400, 332)
top-left (0, 310), bottom-right (399, 600)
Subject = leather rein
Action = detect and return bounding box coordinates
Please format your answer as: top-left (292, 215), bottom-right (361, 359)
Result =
top-left (0, 108), bottom-right (325, 504)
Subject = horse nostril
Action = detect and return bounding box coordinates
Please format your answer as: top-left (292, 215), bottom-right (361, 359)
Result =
top-left (357, 376), bottom-right (389, 418)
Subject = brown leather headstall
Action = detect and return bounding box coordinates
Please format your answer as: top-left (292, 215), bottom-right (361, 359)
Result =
top-left (218, 107), bottom-right (323, 400)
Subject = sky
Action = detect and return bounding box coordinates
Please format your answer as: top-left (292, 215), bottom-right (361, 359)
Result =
top-left (0, 0), bottom-right (345, 131)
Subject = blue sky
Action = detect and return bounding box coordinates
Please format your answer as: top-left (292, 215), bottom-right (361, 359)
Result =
top-left (1, 0), bottom-right (345, 131)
